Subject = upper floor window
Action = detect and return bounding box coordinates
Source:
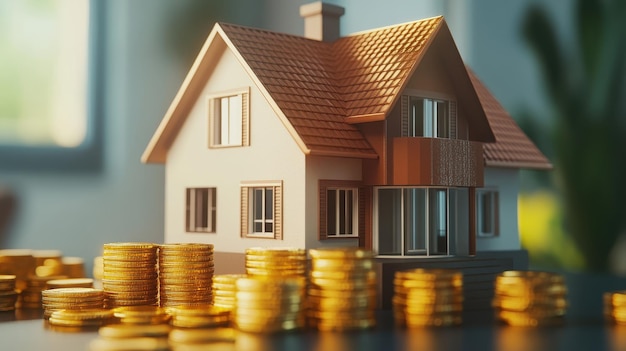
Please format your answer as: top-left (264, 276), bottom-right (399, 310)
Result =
top-left (402, 96), bottom-right (457, 139)
top-left (209, 88), bottom-right (249, 148)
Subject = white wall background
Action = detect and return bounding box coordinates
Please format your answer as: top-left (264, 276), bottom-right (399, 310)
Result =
top-left (0, 0), bottom-right (567, 274)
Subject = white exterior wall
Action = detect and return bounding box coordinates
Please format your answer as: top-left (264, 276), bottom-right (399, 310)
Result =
top-left (476, 167), bottom-right (521, 251)
top-left (165, 39), bottom-right (306, 253)
top-left (304, 155), bottom-right (363, 250)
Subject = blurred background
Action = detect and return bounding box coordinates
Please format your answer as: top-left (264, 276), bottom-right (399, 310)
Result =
top-left (0, 0), bottom-right (624, 275)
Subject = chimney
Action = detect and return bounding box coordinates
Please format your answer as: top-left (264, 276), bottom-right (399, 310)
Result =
top-left (299, 2), bottom-right (345, 42)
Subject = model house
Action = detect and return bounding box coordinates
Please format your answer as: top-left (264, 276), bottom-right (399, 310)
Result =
top-left (142, 2), bottom-right (550, 265)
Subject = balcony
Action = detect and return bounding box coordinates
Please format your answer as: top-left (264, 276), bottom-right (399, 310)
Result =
top-left (392, 137), bottom-right (484, 187)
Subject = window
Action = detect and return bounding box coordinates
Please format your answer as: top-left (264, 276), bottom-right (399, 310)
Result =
top-left (186, 188), bottom-right (216, 233)
top-left (0, 0), bottom-right (103, 171)
top-left (476, 189), bottom-right (499, 237)
top-left (326, 188), bottom-right (358, 237)
top-left (402, 96), bottom-right (456, 139)
top-left (318, 180), bottom-right (361, 240)
top-left (241, 181), bottom-right (282, 239)
top-left (209, 88), bottom-right (249, 147)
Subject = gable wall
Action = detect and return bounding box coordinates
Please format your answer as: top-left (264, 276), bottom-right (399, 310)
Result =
top-left (399, 40), bottom-right (470, 140)
top-left (164, 41), bottom-right (306, 253)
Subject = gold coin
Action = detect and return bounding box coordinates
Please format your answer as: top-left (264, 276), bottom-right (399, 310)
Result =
top-left (245, 247), bottom-right (305, 256)
top-left (42, 287), bottom-right (103, 297)
top-left (89, 337), bottom-right (170, 351)
top-left (495, 270), bottom-right (564, 285)
top-left (48, 317), bottom-right (106, 327)
top-left (309, 270), bottom-right (376, 280)
top-left (308, 316), bottom-right (375, 331)
top-left (309, 247), bottom-right (374, 259)
top-left (169, 327), bottom-right (236, 344)
top-left (402, 303), bottom-right (463, 314)
top-left (497, 310), bottom-right (564, 327)
top-left (235, 318), bottom-right (305, 333)
top-left (159, 243), bottom-right (214, 250)
top-left (311, 258), bottom-right (374, 271)
top-left (99, 323), bottom-right (171, 338)
top-left (46, 278), bottom-right (94, 289)
top-left (103, 242), bottom-right (157, 250)
top-left (236, 277), bottom-right (304, 291)
top-left (307, 286), bottom-right (376, 298)
top-left (395, 268), bottom-right (462, 282)
top-left (404, 313), bottom-right (462, 327)
top-left (492, 296), bottom-right (567, 311)
top-left (307, 295), bottom-right (376, 310)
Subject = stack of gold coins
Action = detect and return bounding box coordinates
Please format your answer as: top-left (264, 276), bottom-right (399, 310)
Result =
top-left (0, 249), bottom-right (35, 291)
top-left (113, 306), bottom-right (170, 325)
top-left (493, 270), bottom-right (567, 326)
top-left (33, 250), bottom-right (63, 277)
top-left (47, 278), bottom-right (94, 289)
top-left (213, 274), bottom-right (246, 311)
top-left (393, 268), bottom-right (463, 327)
top-left (307, 248), bottom-right (377, 331)
top-left (167, 304), bottom-right (230, 328)
top-left (41, 287), bottom-right (105, 319)
top-left (102, 243), bottom-right (158, 308)
top-left (20, 275), bottom-right (67, 309)
top-left (62, 257), bottom-right (86, 278)
top-left (0, 275), bottom-right (18, 311)
top-left (604, 291), bottom-right (626, 324)
top-left (234, 276), bottom-right (306, 333)
top-left (245, 247), bottom-right (306, 277)
top-left (90, 324), bottom-right (171, 351)
top-left (48, 308), bottom-right (116, 329)
top-left (158, 243), bottom-right (214, 307)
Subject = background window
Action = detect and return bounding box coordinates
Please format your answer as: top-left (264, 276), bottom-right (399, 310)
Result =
top-left (0, 0), bottom-right (102, 171)
top-left (186, 188), bottom-right (216, 233)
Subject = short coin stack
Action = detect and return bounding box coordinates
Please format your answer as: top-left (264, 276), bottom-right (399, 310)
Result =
top-left (167, 304), bottom-right (230, 328)
top-left (0, 249), bottom-right (35, 291)
top-left (245, 247), bottom-right (307, 277)
top-left (604, 291), bottom-right (626, 324)
top-left (307, 248), bottom-right (377, 331)
top-left (113, 306), bottom-right (171, 325)
top-left (213, 274), bottom-right (246, 312)
top-left (393, 268), bottom-right (463, 327)
top-left (0, 275), bottom-right (18, 311)
top-left (90, 324), bottom-right (171, 351)
top-left (102, 242), bottom-right (158, 308)
top-left (41, 287), bottom-right (105, 319)
top-left (234, 276), bottom-right (306, 333)
top-left (493, 270), bottom-right (567, 326)
top-left (48, 308), bottom-right (116, 329)
top-left (158, 243), bottom-right (214, 307)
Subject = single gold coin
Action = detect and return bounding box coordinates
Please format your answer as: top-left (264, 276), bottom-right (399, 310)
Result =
top-left (309, 247), bottom-right (374, 259)
top-left (168, 327), bottom-right (236, 344)
top-left (98, 323), bottom-right (172, 338)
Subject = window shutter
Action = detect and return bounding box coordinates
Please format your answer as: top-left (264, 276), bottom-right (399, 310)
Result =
top-left (273, 184), bottom-right (282, 240)
top-left (401, 95), bottom-right (409, 137)
top-left (493, 191), bottom-right (500, 236)
top-left (208, 99), bottom-right (215, 147)
top-left (240, 187), bottom-right (248, 237)
top-left (449, 101), bottom-right (457, 139)
top-left (242, 92), bottom-right (249, 146)
top-left (318, 182), bottom-right (328, 240)
top-left (358, 186), bottom-right (371, 248)
top-left (185, 189), bottom-right (191, 232)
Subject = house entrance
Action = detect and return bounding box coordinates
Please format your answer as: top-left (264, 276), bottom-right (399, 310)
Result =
top-left (375, 187), bottom-right (469, 256)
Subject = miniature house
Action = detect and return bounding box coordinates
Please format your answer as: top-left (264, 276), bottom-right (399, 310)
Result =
top-left (142, 2), bottom-right (550, 268)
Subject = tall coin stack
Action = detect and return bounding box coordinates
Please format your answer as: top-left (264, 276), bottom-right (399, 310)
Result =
top-left (102, 243), bottom-right (158, 308)
top-left (493, 270), bottom-right (567, 326)
top-left (307, 248), bottom-right (377, 331)
top-left (0, 275), bottom-right (18, 311)
top-left (604, 291), bottom-right (626, 324)
top-left (234, 276), bottom-right (306, 333)
top-left (213, 274), bottom-right (246, 311)
top-left (245, 247), bottom-right (307, 277)
top-left (393, 268), bottom-right (463, 327)
top-left (158, 243), bottom-right (214, 307)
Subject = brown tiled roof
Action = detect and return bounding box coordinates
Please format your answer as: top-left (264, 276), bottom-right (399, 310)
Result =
top-left (468, 69), bottom-right (552, 170)
top-left (220, 17), bottom-right (443, 158)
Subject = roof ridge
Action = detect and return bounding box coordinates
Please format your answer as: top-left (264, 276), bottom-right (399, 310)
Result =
top-left (341, 15), bottom-right (444, 38)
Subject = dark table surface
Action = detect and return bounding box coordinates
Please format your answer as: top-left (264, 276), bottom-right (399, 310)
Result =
top-left (1, 271), bottom-right (625, 351)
